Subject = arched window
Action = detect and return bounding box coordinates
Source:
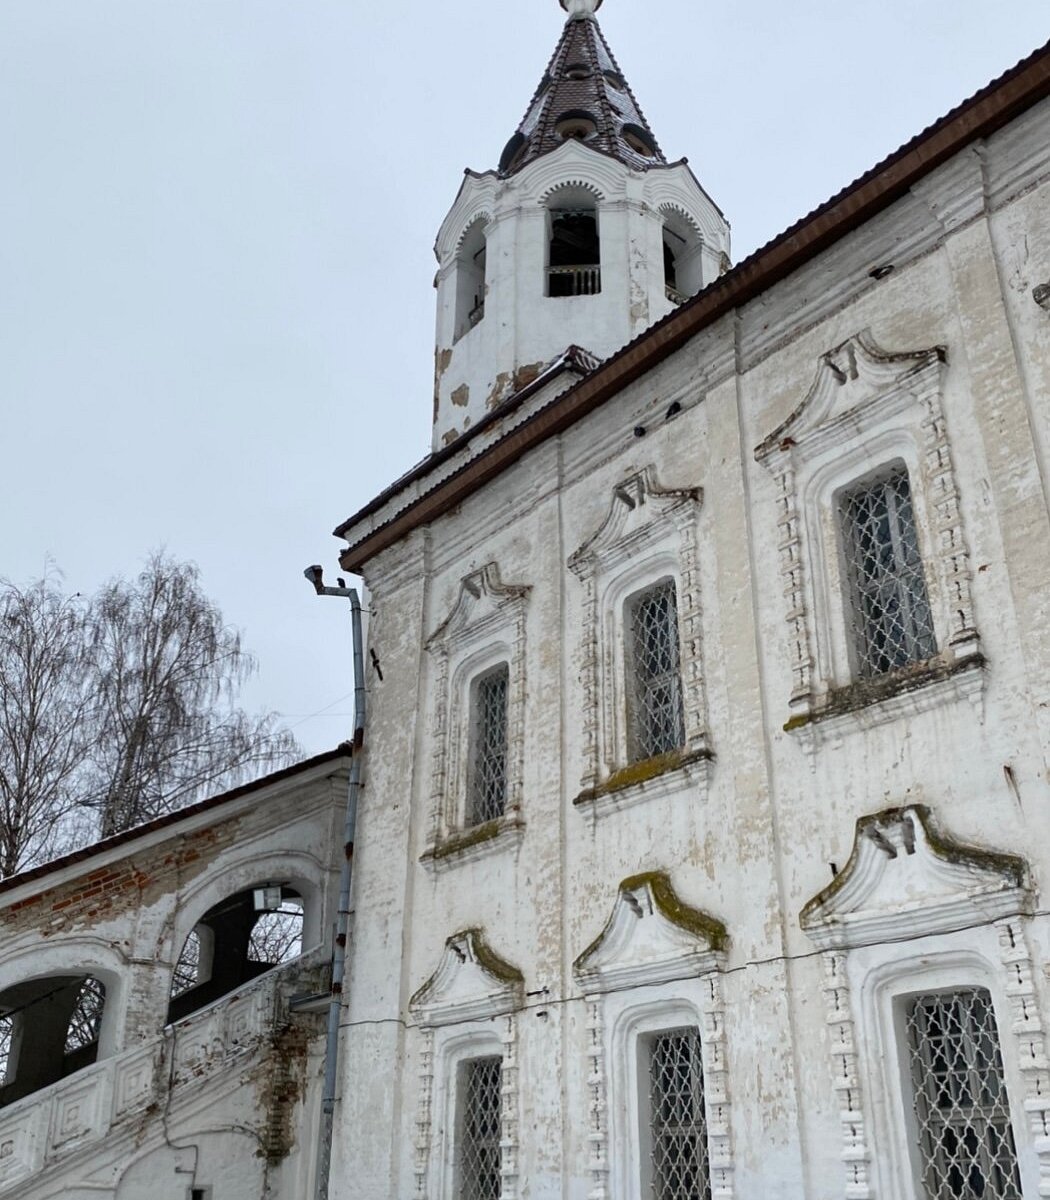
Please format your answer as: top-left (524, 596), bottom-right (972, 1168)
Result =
top-left (248, 896), bottom-right (304, 966)
top-left (454, 219), bottom-right (488, 341)
top-left (171, 928), bottom-right (203, 998)
top-left (546, 187), bottom-right (601, 297)
top-left (661, 211), bottom-right (704, 303)
top-left (0, 973), bottom-right (107, 1105)
top-left (167, 884), bottom-right (305, 1024)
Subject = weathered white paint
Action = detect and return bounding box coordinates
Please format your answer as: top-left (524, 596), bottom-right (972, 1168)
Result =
top-left (335, 87), bottom-right (1050, 1200)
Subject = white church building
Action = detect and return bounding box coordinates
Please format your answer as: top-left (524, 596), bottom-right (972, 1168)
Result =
top-left (4, 2), bottom-right (1050, 1198)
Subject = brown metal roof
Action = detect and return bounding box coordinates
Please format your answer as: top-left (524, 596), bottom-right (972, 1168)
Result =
top-left (0, 745), bottom-right (352, 897)
top-left (336, 38), bottom-right (1050, 575)
top-left (498, 10), bottom-right (665, 177)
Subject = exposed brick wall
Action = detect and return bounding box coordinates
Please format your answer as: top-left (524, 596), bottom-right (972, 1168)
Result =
top-left (1, 817), bottom-right (242, 938)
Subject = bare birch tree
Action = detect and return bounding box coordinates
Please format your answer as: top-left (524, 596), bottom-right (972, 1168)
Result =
top-left (83, 554), bottom-right (299, 837)
top-left (0, 554), bottom-right (301, 874)
top-left (0, 577), bottom-right (94, 876)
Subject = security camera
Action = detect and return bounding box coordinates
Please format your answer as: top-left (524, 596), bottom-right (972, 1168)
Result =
top-left (303, 564), bottom-right (325, 594)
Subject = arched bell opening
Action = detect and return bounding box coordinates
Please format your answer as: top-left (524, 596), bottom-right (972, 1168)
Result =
top-left (454, 218), bottom-right (488, 341)
top-left (661, 209), bottom-right (704, 302)
top-left (546, 185), bottom-right (601, 298)
top-left (0, 974), bottom-right (106, 1105)
top-left (167, 884), bottom-right (304, 1024)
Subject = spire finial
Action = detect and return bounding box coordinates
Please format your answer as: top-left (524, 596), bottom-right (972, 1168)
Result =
top-left (560, 0), bottom-right (602, 18)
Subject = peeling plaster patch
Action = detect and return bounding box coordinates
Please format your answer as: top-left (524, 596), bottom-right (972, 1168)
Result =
top-left (442, 428), bottom-right (460, 447)
top-left (433, 348), bottom-right (453, 421)
top-left (451, 384), bottom-right (470, 408)
top-left (3, 819), bottom-right (242, 938)
top-left (486, 361), bottom-right (546, 412)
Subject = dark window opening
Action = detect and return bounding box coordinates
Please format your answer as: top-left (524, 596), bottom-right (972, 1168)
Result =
top-left (454, 221), bottom-right (488, 340)
top-left (838, 464), bottom-right (937, 678)
top-left (548, 204), bottom-right (601, 297)
top-left (664, 240), bottom-right (678, 293)
top-left (467, 664), bottom-right (509, 827)
top-left (662, 215), bottom-right (703, 301)
top-left (167, 885), bottom-right (304, 1024)
top-left (554, 109), bottom-right (597, 141)
top-left (622, 123), bottom-right (657, 159)
top-left (0, 974), bottom-right (106, 1107)
top-left (626, 580), bottom-right (685, 762)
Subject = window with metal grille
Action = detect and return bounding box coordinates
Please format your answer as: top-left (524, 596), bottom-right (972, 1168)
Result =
top-left (905, 989), bottom-right (1022, 1200)
top-left (467, 664), bottom-right (508, 826)
top-left (838, 466), bottom-right (937, 678)
top-left (457, 1056), bottom-right (502, 1200)
top-left (645, 1028), bottom-right (711, 1200)
top-left (626, 581), bottom-right (685, 761)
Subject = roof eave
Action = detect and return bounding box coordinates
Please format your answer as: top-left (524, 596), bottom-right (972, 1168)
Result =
top-left (337, 38), bottom-right (1050, 575)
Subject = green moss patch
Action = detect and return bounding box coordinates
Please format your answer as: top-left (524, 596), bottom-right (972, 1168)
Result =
top-left (573, 749), bottom-right (711, 807)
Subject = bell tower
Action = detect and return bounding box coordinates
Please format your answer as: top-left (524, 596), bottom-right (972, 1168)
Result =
top-left (431, 0), bottom-right (730, 450)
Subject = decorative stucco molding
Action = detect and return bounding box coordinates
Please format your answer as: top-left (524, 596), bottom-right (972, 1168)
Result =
top-left (996, 917), bottom-right (1050, 1196)
top-left (820, 951), bottom-right (874, 1198)
top-left (574, 872), bottom-right (727, 992)
top-left (568, 468), bottom-right (709, 794)
top-left (412, 1027), bottom-right (435, 1200)
top-left (584, 997), bottom-right (610, 1199)
top-left (800, 805), bottom-right (1030, 951)
top-left (755, 330), bottom-right (981, 724)
top-left (409, 928), bottom-right (525, 1027)
top-left (424, 564), bottom-right (530, 855)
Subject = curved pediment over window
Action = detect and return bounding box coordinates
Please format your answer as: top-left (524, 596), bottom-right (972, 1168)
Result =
top-left (427, 563), bottom-right (530, 650)
top-left (573, 872), bottom-right (726, 992)
top-left (409, 929), bottom-right (525, 1026)
top-left (800, 805), bottom-right (1029, 951)
top-left (568, 467), bottom-right (701, 579)
top-left (755, 329), bottom-right (947, 465)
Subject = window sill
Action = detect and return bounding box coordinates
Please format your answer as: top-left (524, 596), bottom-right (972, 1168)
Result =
top-left (420, 814), bottom-right (525, 874)
top-left (573, 747), bottom-right (712, 818)
top-left (784, 653), bottom-right (986, 754)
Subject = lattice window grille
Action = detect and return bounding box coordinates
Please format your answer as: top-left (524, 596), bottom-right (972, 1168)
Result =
top-left (905, 988), bottom-right (1022, 1200)
top-left (839, 467), bottom-right (937, 678)
top-left (468, 665), bottom-right (509, 826)
top-left (627, 582), bottom-right (685, 761)
top-left (458, 1056), bottom-right (503, 1200)
top-left (647, 1027), bottom-right (711, 1200)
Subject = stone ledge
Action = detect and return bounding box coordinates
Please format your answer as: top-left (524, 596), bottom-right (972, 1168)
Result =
top-left (420, 815), bottom-right (525, 873)
top-left (784, 654), bottom-right (986, 754)
top-left (573, 747), bottom-right (713, 818)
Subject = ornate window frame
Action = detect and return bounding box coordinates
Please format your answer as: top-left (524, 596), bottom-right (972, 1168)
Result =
top-left (568, 469), bottom-right (711, 815)
top-left (423, 565), bottom-right (530, 869)
top-left (755, 331), bottom-right (983, 746)
top-left (410, 930), bottom-right (524, 1200)
top-left (573, 873), bottom-right (733, 1199)
top-left (800, 806), bottom-right (1044, 1199)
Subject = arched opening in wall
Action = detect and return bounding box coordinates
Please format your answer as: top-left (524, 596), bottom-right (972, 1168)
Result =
top-left (167, 884), bottom-right (304, 1024)
top-left (0, 974), bottom-right (107, 1106)
top-left (661, 210), bottom-right (704, 303)
top-left (454, 219), bottom-right (488, 341)
top-left (547, 186), bottom-right (601, 298)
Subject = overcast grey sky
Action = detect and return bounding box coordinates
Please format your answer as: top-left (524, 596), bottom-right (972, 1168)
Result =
top-left (2, 1), bottom-right (1047, 754)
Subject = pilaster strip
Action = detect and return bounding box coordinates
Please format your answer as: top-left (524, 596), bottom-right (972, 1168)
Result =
top-left (997, 919), bottom-right (1050, 1197)
top-left (821, 951), bottom-right (874, 1199)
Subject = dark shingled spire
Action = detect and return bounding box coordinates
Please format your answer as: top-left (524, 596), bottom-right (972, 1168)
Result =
top-left (497, 5), bottom-right (667, 177)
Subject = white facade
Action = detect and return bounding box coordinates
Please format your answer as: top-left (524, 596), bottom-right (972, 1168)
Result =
top-left (332, 10), bottom-right (1050, 1199)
